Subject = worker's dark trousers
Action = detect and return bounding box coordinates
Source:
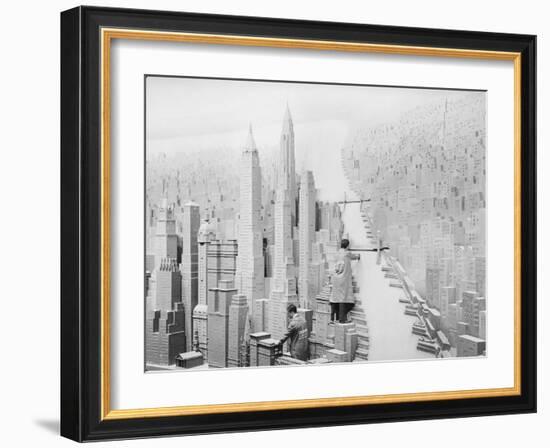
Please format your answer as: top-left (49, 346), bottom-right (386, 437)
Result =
top-left (338, 303), bottom-right (354, 323)
top-left (331, 303), bottom-right (354, 323)
top-left (330, 303), bottom-right (338, 322)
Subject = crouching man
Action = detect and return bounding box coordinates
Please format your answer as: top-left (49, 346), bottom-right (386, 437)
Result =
top-left (278, 304), bottom-right (308, 361)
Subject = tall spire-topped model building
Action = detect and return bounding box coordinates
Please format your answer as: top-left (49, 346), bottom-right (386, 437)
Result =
top-left (279, 104), bottom-right (297, 226)
top-left (269, 107), bottom-right (299, 340)
top-left (235, 125), bottom-right (264, 331)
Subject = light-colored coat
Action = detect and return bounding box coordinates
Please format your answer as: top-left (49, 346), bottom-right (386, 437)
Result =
top-left (330, 249), bottom-right (354, 304)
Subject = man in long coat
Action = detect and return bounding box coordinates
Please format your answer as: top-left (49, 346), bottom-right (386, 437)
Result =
top-left (330, 238), bottom-right (355, 323)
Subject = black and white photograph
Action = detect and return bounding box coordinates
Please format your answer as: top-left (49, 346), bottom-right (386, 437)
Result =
top-left (144, 76), bottom-right (487, 371)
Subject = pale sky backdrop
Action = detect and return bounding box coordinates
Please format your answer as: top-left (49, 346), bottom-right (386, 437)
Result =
top-left (145, 76), bottom-right (479, 201)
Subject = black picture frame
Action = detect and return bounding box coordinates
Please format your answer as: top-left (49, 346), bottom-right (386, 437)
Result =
top-left (61, 5), bottom-right (536, 442)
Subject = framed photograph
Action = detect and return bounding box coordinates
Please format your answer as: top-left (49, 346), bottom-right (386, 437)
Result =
top-left (60, 6), bottom-right (537, 441)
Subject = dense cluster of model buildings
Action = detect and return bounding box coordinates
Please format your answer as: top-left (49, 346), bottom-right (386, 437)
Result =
top-left (342, 93), bottom-right (487, 355)
top-left (145, 106), bottom-right (364, 369)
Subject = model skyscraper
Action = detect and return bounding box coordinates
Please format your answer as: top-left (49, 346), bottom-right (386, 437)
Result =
top-left (208, 279), bottom-right (238, 368)
top-left (227, 294), bottom-right (250, 367)
top-left (145, 198), bottom-right (186, 366)
top-left (180, 201), bottom-right (200, 352)
top-left (269, 106), bottom-right (299, 340)
top-left (278, 105), bottom-right (297, 226)
top-left (235, 126), bottom-right (265, 332)
top-left (299, 170), bottom-right (316, 310)
top-left (194, 219), bottom-right (217, 356)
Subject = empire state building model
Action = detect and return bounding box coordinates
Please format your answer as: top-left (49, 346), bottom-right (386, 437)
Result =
top-left (269, 106), bottom-right (299, 340)
top-left (235, 125), bottom-right (265, 332)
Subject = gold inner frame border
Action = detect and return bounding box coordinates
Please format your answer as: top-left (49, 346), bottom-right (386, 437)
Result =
top-left (99, 27), bottom-right (522, 421)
